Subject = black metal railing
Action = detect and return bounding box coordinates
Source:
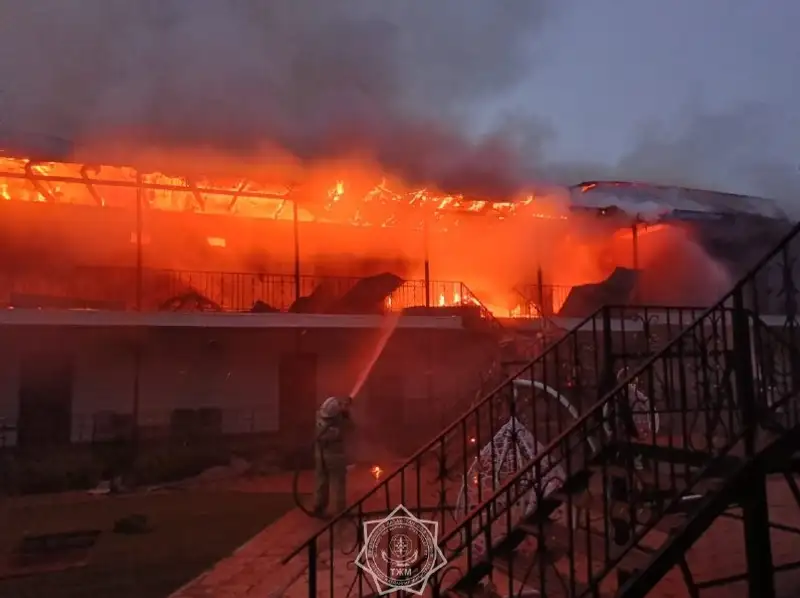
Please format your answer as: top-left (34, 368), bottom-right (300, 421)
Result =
top-left (0, 266), bottom-right (565, 320)
top-left (424, 223), bottom-right (800, 597)
top-left (281, 305), bottom-right (705, 594)
top-left (514, 283), bottom-right (574, 317)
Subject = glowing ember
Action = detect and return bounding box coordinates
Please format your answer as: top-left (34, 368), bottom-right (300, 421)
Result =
top-left (0, 155), bottom-right (650, 319)
top-left (370, 465), bottom-right (383, 480)
top-left (0, 156), bottom-right (569, 230)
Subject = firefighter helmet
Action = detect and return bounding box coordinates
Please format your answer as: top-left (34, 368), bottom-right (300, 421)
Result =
top-left (318, 395), bottom-right (353, 420)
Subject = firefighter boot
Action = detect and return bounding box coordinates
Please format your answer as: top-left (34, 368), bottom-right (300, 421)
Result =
top-left (326, 452), bottom-right (348, 516)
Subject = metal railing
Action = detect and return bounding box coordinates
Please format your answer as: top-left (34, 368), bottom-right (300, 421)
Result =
top-left (0, 267), bottom-right (460, 313)
top-left (0, 266), bottom-right (569, 320)
top-left (514, 283), bottom-right (574, 317)
top-left (282, 305), bottom-right (705, 594)
top-left (423, 221), bottom-right (800, 597)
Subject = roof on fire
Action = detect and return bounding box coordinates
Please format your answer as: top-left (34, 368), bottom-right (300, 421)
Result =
top-left (0, 132), bottom-right (791, 223)
top-left (570, 180), bottom-right (789, 222)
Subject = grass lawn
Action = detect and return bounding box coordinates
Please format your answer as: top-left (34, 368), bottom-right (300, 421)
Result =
top-left (0, 490), bottom-right (296, 598)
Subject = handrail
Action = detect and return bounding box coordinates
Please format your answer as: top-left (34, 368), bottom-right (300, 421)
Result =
top-left (459, 282), bottom-right (506, 331)
top-left (281, 305), bottom-right (606, 563)
top-left (433, 216), bottom-right (800, 565)
top-left (725, 219), bottom-right (800, 296)
top-left (434, 301), bottom-right (797, 598)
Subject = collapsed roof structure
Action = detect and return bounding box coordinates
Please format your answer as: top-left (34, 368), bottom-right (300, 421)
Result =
top-left (0, 144), bottom-right (792, 316)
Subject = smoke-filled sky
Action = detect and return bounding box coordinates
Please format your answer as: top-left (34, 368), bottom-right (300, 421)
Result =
top-left (1, 0), bottom-right (799, 204)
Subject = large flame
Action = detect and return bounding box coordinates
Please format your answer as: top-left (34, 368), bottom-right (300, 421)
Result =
top-left (0, 156), bottom-right (568, 230)
top-left (0, 153), bottom-right (648, 317)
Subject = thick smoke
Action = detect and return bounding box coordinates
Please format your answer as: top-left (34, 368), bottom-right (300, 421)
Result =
top-left (542, 103), bottom-right (800, 216)
top-left (2, 2), bottom-right (798, 210)
top-left (0, 0), bottom-right (552, 198)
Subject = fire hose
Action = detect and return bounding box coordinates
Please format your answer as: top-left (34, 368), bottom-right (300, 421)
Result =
top-left (292, 411), bottom-right (344, 519)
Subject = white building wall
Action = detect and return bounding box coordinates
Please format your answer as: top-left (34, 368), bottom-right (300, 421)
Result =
top-left (0, 326), bottom-right (283, 445)
top-left (71, 330), bottom-right (136, 442)
top-left (126, 328), bottom-right (281, 436)
top-left (0, 318), bottom-right (489, 450)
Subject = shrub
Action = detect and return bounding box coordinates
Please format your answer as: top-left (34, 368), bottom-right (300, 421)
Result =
top-left (133, 443), bottom-right (229, 485)
top-left (2, 451), bottom-right (103, 495)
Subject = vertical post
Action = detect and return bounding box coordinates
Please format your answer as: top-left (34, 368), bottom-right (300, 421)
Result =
top-left (631, 220), bottom-right (640, 303)
top-left (602, 305), bottom-right (637, 554)
top-left (423, 218), bottom-right (431, 308)
top-left (600, 307), bottom-right (618, 405)
top-left (135, 173), bottom-right (143, 312)
top-left (732, 289), bottom-right (757, 457)
top-left (308, 541), bottom-right (317, 598)
top-left (536, 265), bottom-right (546, 318)
top-left (731, 288), bottom-right (775, 598)
top-left (292, 199), bottom-right (301, 302)
top-left (133, 173), bottom-right (143, 468)
top-left (740, 469), bottom-right (776, 598)
top-left (132, 335), bottom-right (141, 460)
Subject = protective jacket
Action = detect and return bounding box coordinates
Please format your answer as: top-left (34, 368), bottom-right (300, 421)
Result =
top-left (312, 396), bottom-right (352, 516)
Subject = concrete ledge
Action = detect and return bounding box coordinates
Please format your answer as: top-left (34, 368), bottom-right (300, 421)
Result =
top-left (0, 309), bottom-right (464, 329)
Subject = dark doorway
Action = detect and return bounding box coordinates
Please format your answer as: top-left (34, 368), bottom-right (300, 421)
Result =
top-left (18, 352), bottom-right (73, 451)
top-left (278, 353), bottom-right (318, 466)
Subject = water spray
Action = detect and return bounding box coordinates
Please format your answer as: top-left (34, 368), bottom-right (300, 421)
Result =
top-left (349, 312), bottom-right (403, 399)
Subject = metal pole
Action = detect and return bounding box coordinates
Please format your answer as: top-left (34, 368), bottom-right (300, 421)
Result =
top-left (135, 174), bottom-right (143, 311)
top-left (536, 266), bottom-right (546, 318)
top-left (133, 174), bottom-right (143, 470)
top-left (293, 199), bottom-right (301, 302)
top-left (423, 219), bottom-right (431, 308)
top-left (631, 220), bottom-right (640, 303)
top-left (132, 335), bottom-right (141, 462)
top-left (730, 288), bottom-right (775, 597)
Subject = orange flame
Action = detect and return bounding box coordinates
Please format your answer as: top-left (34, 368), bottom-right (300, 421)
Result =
top-left (0, 154), bottom-right (639, 318)
top-left (0, 156), bottom-right (569, 230)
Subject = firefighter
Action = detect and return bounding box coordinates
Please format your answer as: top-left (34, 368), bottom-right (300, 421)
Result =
top-left (312, 395), bottom-right (353, 518)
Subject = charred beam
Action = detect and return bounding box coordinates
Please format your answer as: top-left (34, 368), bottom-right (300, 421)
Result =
top-left (23, 161), bottom-right (56, 202)
top-left (1, 170), bottom-right (288, 203)
top-left (79, 164), bottom-right (104, 206)
top-left (187, 179), bottom-right (205, 211)
top-left (226, 179), bottom-right (249, 211)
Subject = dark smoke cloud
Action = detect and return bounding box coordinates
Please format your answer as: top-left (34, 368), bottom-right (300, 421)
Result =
top-left (539, 103), bottom-right (800, 216)
top-left (2, 2), bottom-right (799, 210)
top-left (0, 0), bottom-right (552, 197)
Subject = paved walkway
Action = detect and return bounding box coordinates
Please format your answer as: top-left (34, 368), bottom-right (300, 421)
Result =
top-left (170, 470), bottom-right (800, 598)
top-left (169, 465), bottom-right (390, 598)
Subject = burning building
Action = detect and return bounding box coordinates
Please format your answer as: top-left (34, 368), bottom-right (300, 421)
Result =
top-left (0, 154), bottom-right (788, 317)
top-left (0, 149), bottom-right (791, 477)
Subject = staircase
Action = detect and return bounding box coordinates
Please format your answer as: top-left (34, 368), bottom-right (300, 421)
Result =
top-left (427, 225), bottom-right (800, 597)
top-left (282, 306), bottom-right (704, 594)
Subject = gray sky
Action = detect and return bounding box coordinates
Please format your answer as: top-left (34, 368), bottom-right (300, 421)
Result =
top-left (496, 0), bottom-right (800, 165)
